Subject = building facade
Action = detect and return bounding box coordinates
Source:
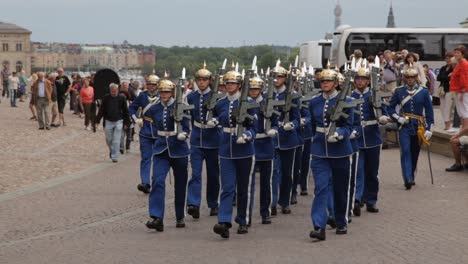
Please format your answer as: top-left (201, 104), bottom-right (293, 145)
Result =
top-left (0, 22), bottom-right (32, 75)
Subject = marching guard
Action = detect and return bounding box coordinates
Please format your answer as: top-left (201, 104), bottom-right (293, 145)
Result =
top-left (308, 69), bottom-right (354, 241)
top-left (128, 74), bottom-right (160, 194)
top-left (186, 66), bottom-right (221, 219)
top-left (145, 79), bottom-right (191, 231)
top-left (388, 67), bottom-right (434, 190)
top-left (210, 70), bottom-right (257, 238)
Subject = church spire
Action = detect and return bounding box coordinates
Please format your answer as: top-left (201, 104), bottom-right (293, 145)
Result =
top-left (334, 0), bottom-right (342, 29)
top-left (386, 0), bottom-right (396, 28)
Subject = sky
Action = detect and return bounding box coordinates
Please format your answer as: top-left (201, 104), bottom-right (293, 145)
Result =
top-left (1, 0), bottom-right (467, 47)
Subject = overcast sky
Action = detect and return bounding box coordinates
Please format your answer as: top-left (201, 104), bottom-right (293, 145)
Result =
top-left (1, 0), bottom-right (467, 47)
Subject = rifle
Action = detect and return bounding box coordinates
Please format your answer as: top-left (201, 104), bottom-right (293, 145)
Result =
top-left (369, 65), bottom-right (392, 118)
top-left (173, 68), bottom-right (194, 134)
top-left (298, 68), bottom-right (321, 109)
top-left (261, 74), bottom-right (285, 131)
top-left (327, 71), bottom-right (364, 139)
top-left (282, 66), bottom-right (301, 123)
top-left (205, 59), bottom-right (227, 121)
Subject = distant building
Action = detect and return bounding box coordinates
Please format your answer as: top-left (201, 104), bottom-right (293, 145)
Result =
top-left (0, 22), bottom-right (32, 75)
top-left (334, 0), bottom-right (342, 30)
top-left (386, 1), bottom-right (396, 28)
top-left (461, 17), bottom-right (468, 28)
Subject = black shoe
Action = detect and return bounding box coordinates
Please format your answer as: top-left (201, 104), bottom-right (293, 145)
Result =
top-left (146, 217), bottom-right (164, 232)
top-left (464, 164), bottom-right (468, 170)
top-left (234, 216), bottom-right (240, 224)
top-left (353, 202), bottom-right (361, 217)
top-left (446, 164), bottom-right (463, 172)
top-left (120, 149), bottom-right (124, 154)
top-left (213, 223), bottom-right (230, 238)
top-left (366, 204), bottom-right (379, 213)
top-left (209, 207), bottom-right (218, 216)
top-left (327, 217), bottom-right (337, 229)
top-left (348, 217), bottom-right (352, 224)
top-left (300, 191), bottom-right (308, 196)
top-left (271, 206), bottom-right (277, 216)
top-left (404, 181), bottom-right (412, 190)
top-left (45, 127), bottom-right (50, 130)
top-left (187, 205), bottom-right (200, 219)
top-left (309, 228), bottom-right (326, 241)
top-left (262, 216), bottom-right (272, 224)
top-left (281, 206), bottom-right (291, 214)
top-left (232, 197), bottom-right (237, 207)
top-left (411, 181), bottom-right (416, 186)
top-left (112, 159), bottom-right (118, 163)
top-left (336, 226), bottom-right (347, 235)
top-left (137, 183), bottom-right (150, 194)
top-left (176, 218), bottom-right (185, 228)
top-left (290, 194), bottom-right (298, 205)
top-left (237, 225), bottom-right (248, 234)
top-left (39, 127), bottom-right (44, 130)
top-left (382, 143), bottom-right (389, 150)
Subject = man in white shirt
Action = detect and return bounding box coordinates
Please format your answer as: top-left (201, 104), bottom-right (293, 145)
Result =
top-left (8, 72), bottom-right (19, 107)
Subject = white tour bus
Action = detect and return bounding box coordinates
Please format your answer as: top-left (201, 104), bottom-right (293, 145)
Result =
top-left (330, 25), bottom-right (468, 75)
top-left (299, 39), bottom-right (332, 69)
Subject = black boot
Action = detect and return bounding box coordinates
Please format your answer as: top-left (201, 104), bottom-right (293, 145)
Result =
top-left (187, 205), bottom-right (200, 219)
top-left (446, 163), bottom-right (464, 172)
top-left (366, 204), bottom-right (379, 213)
top-left (213, 223), bottom-right (230, 238)
top-left (176, 218), bottom-right (185, 228)
top-left (237, 225), bottom-right (248, 234)
top-left (353, 201), bottom-right (361, 217)
top-left (290, 193), bottom-right (298, 205)
top-left (300, 190), bottom-right (308, 196)
top-left (336, 226), bottom-right (347, 235)
top-left (309, 228), bottom-right (326, 241)
top-left (262, 216), bottom-right (272, 224)
top-left (281, 206), bottom-right (291, 214)
top-left (209, 207), bottom-right (219, 216)
top-left (404, 181), bottom-right (412, 190)
top-left (271, 206), bottom-right (277, 216)
top-left (327, 217), bottom-right (337, 228)
top-left (146, 217), bottom-right (164, 232)
top-left (137, 183), bottom-right (151, 194)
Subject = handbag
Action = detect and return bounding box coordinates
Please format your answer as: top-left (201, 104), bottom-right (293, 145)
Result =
top-left (437, 85), bottom-right (445, 97)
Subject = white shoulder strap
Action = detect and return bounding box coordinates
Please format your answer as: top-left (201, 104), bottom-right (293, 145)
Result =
top-left (401, 87), bottom-right (423, 107)
top-left (142, 97), bottom-right (159, 116)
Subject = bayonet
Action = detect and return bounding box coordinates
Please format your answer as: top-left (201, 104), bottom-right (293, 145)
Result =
top-left (173, 67), bottom-right (194, 133)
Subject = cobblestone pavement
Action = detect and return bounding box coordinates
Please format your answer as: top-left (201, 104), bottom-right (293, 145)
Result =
top-left (1, 99), bottom-right (468, 264)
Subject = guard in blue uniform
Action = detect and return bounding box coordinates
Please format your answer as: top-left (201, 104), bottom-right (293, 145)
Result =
top-left (388, 67), bottom-right (434, 190)
top-left (145, 79), bottom-right (191, 231)
top-left (247, 76), bottom-right (277, 225)
top-left (349, 68), bottom-right (385, 217)
top-left (270, 66), bottom-right (301, 215)
top-left (128, 74), bottom-right (160, 194)
top-left (186, 66), bottom-right (221, 218)
top-left (308, 69), bottom-right (354, 241)
top-left (211, 70), bottom-right (257, 238)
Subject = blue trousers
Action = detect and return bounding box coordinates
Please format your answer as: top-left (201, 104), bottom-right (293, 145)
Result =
top-left (300, 138), bottom-right (312, 192)
top-left (139, 136), bottom-right (154, 185)
top-left (104, 119), bottom-right (123, 160)
top-left (348, 152), bottom-right (359, 213)
top-left (274, 148), bottom-right (296, 207)
top-left (292, 145), bottom-right (303, 196)
top-left (249, 160), bottom-right (273, 220)
top-left (356, 146), bottom-right (381, 206)
top-left (187, 147), bottom-right (220, 209)
top-left (272, 151), bottom-right (281, 207)
top-left (148, 151), bottom-right (188, 220)
top-left (218, 157), bottom-right (254, 226)
top-left (311, 156), bottom-right (351, 229)
top-left (398, 132), bottom-right (421, 184)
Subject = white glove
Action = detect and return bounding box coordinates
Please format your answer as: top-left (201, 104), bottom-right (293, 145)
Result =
top-left (378, 116), bottom-right (390, 125)
top-left (397, 117), bottom-right (409, 125)
top-left (283, 122), bottom-right (295, 131)
top-left (300, 118), bottom-right (306, 126)
top-left (266, 129), bottom-right (278, 137)
top-left (177, 132), bottom-right (188, 141)
top-left (424, 131), bottom-right (432, 141)
top-left (136, 118), bottom-right (143, 128)
top-left (206, 118), bottom-right (218, 128)
top-left (349, 130), bottom-right (357, 139)
top-left (327, 132), bottom-right (343, 143)
top-left (236, 133), bottom-right (250, 144)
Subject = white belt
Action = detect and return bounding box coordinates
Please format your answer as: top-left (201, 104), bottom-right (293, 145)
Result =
top-left (194, 121), bottom-right (209, 129)
top-left (316, 127), bottom-right (328, 133)
top-left (256, 133), bottom-right (268, 139)
top-left (361, 120), bottom-right (378, 126)
top-left (222, 127), bottom-right (236, 134)
top-left (157, 131), bottom-right (177, 136)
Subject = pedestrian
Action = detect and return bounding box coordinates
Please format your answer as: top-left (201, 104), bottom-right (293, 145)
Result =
top-left (119, 81), bottom-right (132, 153)
top-left (79, 78), bottom-right (94, 131)
top-left (8, 72), bottom-right (19, 107)
top-left (403, 52), bottom-right (426, 87)
top-left (31, 72), bottom-right (53, 130)
top-left (128, 75), bottom-right (160, 193)
top-left (18, 71), bottom-right (27, 102)
top-left (388, 66), bottom-right (434, 189)
top-left (28, 72), bottom-right (38, 120)
top-left (382, 50), bottom-right (400, 93)
top-left (437, 52), bottom-right (455, 130)
top-left (446, 45), bottom-right (468, 171)
top-left (96, 83), bottom-right (131, 162)
top-left (1, 64), bottom-right (9, 98)
top-left (49, 73), bottom-right (60, 127)
top-left (145, 79), bottom-right (191, 232)
top-left (54, 68), bottom-right (71, 126)
top-left (185, 66), bottom-right (221, 219)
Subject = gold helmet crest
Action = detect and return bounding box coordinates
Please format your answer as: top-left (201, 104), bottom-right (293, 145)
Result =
top-left (158, 79), bottom-right (176, 92)
top-left (319, 69), bottom-right (338, 81)
top-left (223, 70), bottom-right (242, 84)
top-left (249, 76), bottom-right (265, 89)
top-left (355, 67), bottom-right (370, 78)
top-left (403, 65), bottom-right (418, 77)
top-left (271, 66), bottom-right (288, 77)
top-left (195, 68), bottom-right (212, 79)
top-left (147, 74), bottom-right (160, 85)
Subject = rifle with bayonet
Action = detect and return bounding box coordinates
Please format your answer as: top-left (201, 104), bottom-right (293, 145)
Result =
top-left (262, 72), bottom-right (285, 131)
top-left (173, 68), bottom-right (194, 133)
top-left (298, 64), bottom-right (321, 109)
top-left (205, 59), bottom-right (227, 121)
top-left (370, 63), bottom-right (391, 118)
top-left (326, 71), bottom-right (363, 139)
top-left (282, 65), bottom-right (301, 123)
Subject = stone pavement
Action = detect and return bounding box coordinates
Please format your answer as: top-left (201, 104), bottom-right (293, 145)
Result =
top-left (1, 99), bottom-right (468, 263)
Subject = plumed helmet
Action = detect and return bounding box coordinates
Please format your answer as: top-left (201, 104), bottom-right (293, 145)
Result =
top-left (249, 76), bottom-right (265, 89)
top-left (271, 66), bottom-right (288, 77)
top-left (195, 68), bottom-right (212, 79)
top-left (219, 75), bottom-right (225, 85)
top-left (158, 79), bottom-right (176, 92)
top-left (319, 69), bottom-right (338, 81)
top-left (337, 73), bottom-right (345, 84)
top-left (147, 74), bottom-right (160, 85)
top-left (223, 70), bottom-right (242, 84)
top-left (403, 65), bottom-right (418, 77)
top-left (355, 67), bottom-right (370, 78)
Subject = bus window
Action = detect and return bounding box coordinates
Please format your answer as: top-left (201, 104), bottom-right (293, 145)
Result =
top-left (445, 34), bottom-right (468, 53)
top-left (321, 44), bottom-right (331, 68)
top-left (345, 33), bottom-right (397, 60)
top-left (399, 34), bottom-right (443, 61)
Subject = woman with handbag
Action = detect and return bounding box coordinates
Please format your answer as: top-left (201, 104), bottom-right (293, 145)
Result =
top-left (437, 52), bottom-right (455, 130)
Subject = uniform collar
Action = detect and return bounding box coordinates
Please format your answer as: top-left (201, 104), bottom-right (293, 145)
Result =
top-left (227, 91), bottom-right (240, 101)
top-left (198, 87), bottom-right (211, 95)
top-left (406, 84), bottom-right (419, 94)
top-left (322, 90), bottom-right (338, 100)
top-left (354, 87), bottom-right (369, 95)
top-left (275, 85), bottom-right (286, 94)
top-left (161, 98), bottom-right (175, 107)
top-left (250, 95), bottom-right (263, 103)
